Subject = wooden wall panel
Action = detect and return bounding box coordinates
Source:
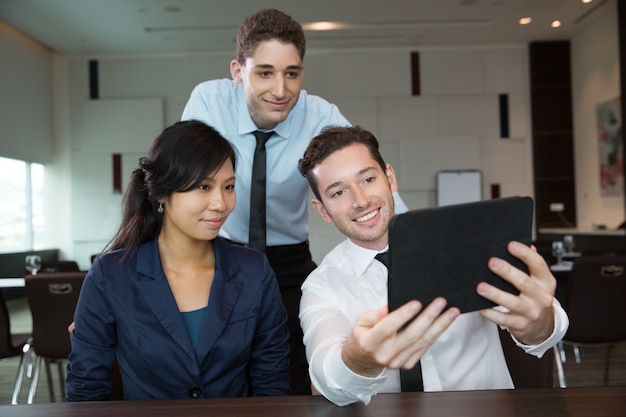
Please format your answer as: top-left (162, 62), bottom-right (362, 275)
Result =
top-left (530, 41), bottom-right (577, 230)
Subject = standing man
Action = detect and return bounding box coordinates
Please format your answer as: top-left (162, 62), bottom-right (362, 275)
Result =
top-left (182, 8), bottom-right (408, 395)
top-left (297, 126), bottom-right (568, 405)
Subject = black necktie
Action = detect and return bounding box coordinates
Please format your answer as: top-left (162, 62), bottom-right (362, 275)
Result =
top-left (249, 130), bottom-right (274, 252)
top-left (375, 251), bottom-right (424, 392)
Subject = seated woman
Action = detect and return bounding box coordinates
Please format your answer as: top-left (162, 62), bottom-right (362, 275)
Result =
top-left (65, 120), bottom-right (290, 401)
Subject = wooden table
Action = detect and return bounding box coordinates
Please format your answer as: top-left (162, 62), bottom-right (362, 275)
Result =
top-left (0, 395), bottom-right (369, 417)
top-left (1, 388), bottom-right (624, 417)
top-left (368, 387), bottom-right (626, 417)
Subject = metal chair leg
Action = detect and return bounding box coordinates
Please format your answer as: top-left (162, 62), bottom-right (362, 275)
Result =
top-left (603, 344), bottom-right (613, 386)
top-left (25, 343), bottom-right (34, 379)
top-left (553, 345), bottom-right (567, 388)
top-left (10, 340), bottom-right (32, 405)
top-left (57, 359), bottom-right (66, 399)
top-left (573, 344), bottom-right (581, 363)
top-left (27, 355), bottom-right (43, 404)
top-left (557, 341), bottom-right (567, 363)
top-left (44, 358), bottom-right (56, 402)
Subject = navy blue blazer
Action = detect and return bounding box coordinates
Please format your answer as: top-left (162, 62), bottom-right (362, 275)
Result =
top-left (65, 236), bottom-right (290, 401)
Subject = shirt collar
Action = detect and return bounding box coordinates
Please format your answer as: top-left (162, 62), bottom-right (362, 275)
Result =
top-left (345, 239), bottom-right (389, 277)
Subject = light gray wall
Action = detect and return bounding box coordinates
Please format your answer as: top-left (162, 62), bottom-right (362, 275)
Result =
top-left (0, 20), bottom-right (53, 164)
top-left (571, 2), bottom-right (622, 230)
top-left (0, 4), bottom-right (620, 269)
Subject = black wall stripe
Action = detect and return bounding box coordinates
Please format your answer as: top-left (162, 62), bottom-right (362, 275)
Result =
top-left (499, 93), bottom-right (509, 138)
top-left (89, 60), bottom-right (99, 99)
top-left (411, 52), bottom-right (420, 96)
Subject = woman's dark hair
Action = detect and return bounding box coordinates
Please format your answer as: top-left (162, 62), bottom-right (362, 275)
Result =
top-left (236, 8), bottom-right (306, 64)
top-left (298, 126), bottom-right (386, 200)
top-left (105, 120), bottom-right (236, 257)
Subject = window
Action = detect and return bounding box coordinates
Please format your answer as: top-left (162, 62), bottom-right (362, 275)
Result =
top-left (0, 156), bottom-right (45, 252)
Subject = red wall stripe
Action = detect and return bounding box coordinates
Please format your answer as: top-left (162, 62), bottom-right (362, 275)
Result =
top-left (113, 153), bottom-right (122, 193)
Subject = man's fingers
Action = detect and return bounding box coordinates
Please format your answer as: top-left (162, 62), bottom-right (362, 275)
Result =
top-left (387, 299), bottom-right (460, 368)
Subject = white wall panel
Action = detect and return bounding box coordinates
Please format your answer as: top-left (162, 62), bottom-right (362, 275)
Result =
top-left (327, 50), bottom-right (410, 97)
top-left (399, 134), bottom-right (481, 190)
top-left (484, 47), bottom-right (527, 94)
top-left (71, 153), bottom-right (111, 195)
top-left (419, 49), bottom-right (484, 95)
top-left (0, 21), bottom-right (53, 164)
top-left (71, 194), bottom-right (122, 242)
top-left (436, 95), bottom-right (495, 135)
top-left (378, 96), bottom-right (438, 136)
top-left (395, 189), bottom-right (436, 211)
top-left (330, 97), bottom-right (378, 131)
top-left (378, 140), bottom-right (402, 181)
top-left (73, 99), bottom-right (163, 153)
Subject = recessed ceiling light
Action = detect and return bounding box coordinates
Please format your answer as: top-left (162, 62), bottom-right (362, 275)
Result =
top-left (302, 21), bottom-right (348, 31)
top-left (551, 20), bottom-right (562, 28)
top-left (519, 17), bottom-right (532, 25)
top-left (582, 0), bottom-right (593, 4)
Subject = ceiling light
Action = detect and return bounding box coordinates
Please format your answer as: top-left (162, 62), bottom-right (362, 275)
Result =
top-left (302, 22), bottom-right (348, 31)
top-left (551, 20), bottom-right (562, 28)
top-left (301, 19), bottom-right (493, 31)
top-left (519, 17), bottom-right (532, 25)
top-left (582, 0), bottom-right (593, 4)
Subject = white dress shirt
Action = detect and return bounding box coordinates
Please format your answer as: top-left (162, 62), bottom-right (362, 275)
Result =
top-left (300, 239), bottom-right (569, 406)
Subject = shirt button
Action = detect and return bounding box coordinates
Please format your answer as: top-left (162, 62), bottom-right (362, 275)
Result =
top-left (188, 386), bottom-right (202, 398)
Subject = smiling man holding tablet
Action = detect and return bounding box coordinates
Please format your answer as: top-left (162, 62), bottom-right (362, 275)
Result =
top-left (297, 126), bottom-right (568, 406)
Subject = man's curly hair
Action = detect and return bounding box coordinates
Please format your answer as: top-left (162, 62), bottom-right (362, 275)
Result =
top-left (235, 8), bottom-right (306, 63)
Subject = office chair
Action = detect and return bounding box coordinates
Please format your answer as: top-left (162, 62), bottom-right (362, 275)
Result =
top-left (24, 271), bottom-right (86, 403)
top-left (40, 260), bottom-right (80, 273)
top-left (498, 327), bottom-right (556, 388)
top-left (557, 254), bottom-right (626, 386)
top-left (0, 290), bottom-right (33, 404)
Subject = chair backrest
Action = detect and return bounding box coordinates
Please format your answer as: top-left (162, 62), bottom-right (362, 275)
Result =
top-left (40, 260), bottom-right (80, 273)
top-left (565, 254), bottom-right (626, 344)
top-left (25, 271), bottom-right (86, 359)
top-left (498, 327), bottom-right (553, 388)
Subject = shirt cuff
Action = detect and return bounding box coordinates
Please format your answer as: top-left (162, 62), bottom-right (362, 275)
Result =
top-left (512, 298), bottom-right (569, 357)
top-left (323, 348), bottom-right (388, 405)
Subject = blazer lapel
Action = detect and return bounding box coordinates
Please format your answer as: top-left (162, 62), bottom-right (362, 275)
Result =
top-left (134, 237), bottom-right (197, 360)
top-left (195, 238), bottom-right (243, 361)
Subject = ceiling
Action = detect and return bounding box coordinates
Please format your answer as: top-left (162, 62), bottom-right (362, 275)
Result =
top-left (0, 0), bottom-right (614, 56)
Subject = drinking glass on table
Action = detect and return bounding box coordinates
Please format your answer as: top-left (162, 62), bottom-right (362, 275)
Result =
top-left (551, 241), bottom-right (565, 264)
top-left (25, 255), bottom-right (41, 275)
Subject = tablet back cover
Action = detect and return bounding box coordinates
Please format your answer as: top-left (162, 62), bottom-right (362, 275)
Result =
top-left (387, 196), bottom-right (533, 313)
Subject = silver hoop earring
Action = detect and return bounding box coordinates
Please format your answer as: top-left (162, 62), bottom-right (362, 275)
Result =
top-left (157, 202), bottom-right (164, 214)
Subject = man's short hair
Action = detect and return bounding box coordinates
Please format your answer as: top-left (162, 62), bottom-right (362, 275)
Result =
top-left (235, 8), bottom-right (306, 64)
top-left (298, 126), bottom-right (387, 200)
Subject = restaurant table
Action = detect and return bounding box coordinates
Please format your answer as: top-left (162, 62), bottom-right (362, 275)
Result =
top-left (1, 387), bottom-right (625, 417)
top-left (0, 278), bottom-right (25, 288)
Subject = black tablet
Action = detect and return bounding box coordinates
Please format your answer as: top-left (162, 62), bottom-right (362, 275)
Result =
top-left (387, 196), bottom-right (533, 313)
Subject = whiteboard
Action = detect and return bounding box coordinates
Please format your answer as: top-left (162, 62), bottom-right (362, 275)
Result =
top-left (437, 170), bottom-right (482, 207)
